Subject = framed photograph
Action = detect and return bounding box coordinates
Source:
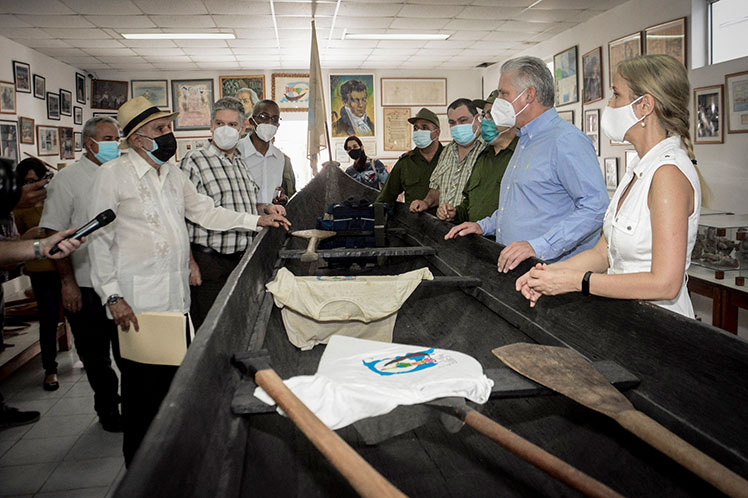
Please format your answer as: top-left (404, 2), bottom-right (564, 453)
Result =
top-left (219, 75), bottom-right (264, 112)
top-left (554, 45), bottom-right (579, 106)
top-left (608, 32), bottom-right (642, 86)
top-left (74, 131), bottom-right (82, 152)
top-left (75, 72), bottom-right (86, 104)
top-left (272, 73), bottom-right (310, 112)
top-left (625, 149), bottom-right (639, 170)
top-left (92, 79), bottom-right (128, 110)
top-left (33, 74), bottom-right (45, 100)
top-left (175, 136), bottom-right (211, 162)
top-left (437, 113), bottom-right (450, 144)
top-left (47, 92), bottom-right (60, 120)
top-left (604, 157), bottom-right (619, 190)
top-left (0, 120), bottom-right (19, 162)
top-left (18, 116), bottom-right (34, 144)
top-left (330, 75), bottom-right (375, 138)
top-left (172, 79), bottom-right (214, 130)
top-left (131, 79), bottom-right (169, 108)
top-left (558, 110), bottom-right (574, 125)
top-left (694, 85), bottom-right (723, 144)
top-left (582, 47), bottom-right (603, 105)
top-left (74, 106), bottom-right (83, 125)
top-left (36, 125), bottom-right (60, 156)
top-left (13, 61), bottom-right (31, 93)
top-left (58, 126), bottom-right (74, 160)
top-left (93, 112), bottom-right (117, 119)
top-left (383, 107), bottom-right (411, 152)
top-left (645, 17), bottom-right (686, 67)
top-left (0, 81), bottom-right (16, 114)
top-left (60, 89), bottom-right (72, 116)
top-left (380, 78), bottom-right (447, 107)
top-left (584, 108), bottom-right (600, 156)
top-left (725, 70), bottom-right (748, 134)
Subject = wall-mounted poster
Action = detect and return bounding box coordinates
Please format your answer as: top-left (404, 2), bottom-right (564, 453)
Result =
top-left (0, 81), bottom-right (16, 114)
top-left (33, 74), bottom-right (45, 100)
top-left (0, 120), bottom-right (19, 162)
top-left (584, 108), bottom-right (600, 156)
top-left (47, 92), bottom-right (60, 120)
top-left (92, 79), bottom-right (128, 110)
top-left (74, 131), bottom-right (82, 152)
top-left (645, 17), bottom-right (686, 67)
top-left (272, 73), bottom-right (310, 112)
top-left (383, 107), bottom-right (411, 152)
top-left (554, 45), bottom-right (579, 106)
top-left (58, 127), bottom-right (74, 160)
top-left (175, 136), bottom-right (211, 161)
top-left (19, 116), bottom-right (34, 144)
top-left (37, 125), bottom-right (60, 156)
top-left (75, 72), bottom-right (86, 104)
top-left (330, 74), bottom-right (375, 138)
top-left (172, 79), bottom-right (214, 131)
top-left (60, 89), bottom-right (72, 116)
top-left (582, 47), bottom-right (603, 105)
top-left (725, 70), bottom-right (748, 134)
top-left (219, 75), bottom-right (265, 113)
top-left (13, 61), bottom-right (30, 93)
top-left (604, 157), bottom-right (619, 190)
top-left (608, 32), bottom-right (642, 87)
top-left (380, 78), bottom-right (447, 107)
top-left (131, 80), bottom-right (169, 108)
top-left (694, 85), bottom-right (723, 144)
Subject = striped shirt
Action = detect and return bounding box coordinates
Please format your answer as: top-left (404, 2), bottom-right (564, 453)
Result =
top-left (180, 143), bottom-right (259, 254)
top-left (428, 138), bottom-right (487, 206)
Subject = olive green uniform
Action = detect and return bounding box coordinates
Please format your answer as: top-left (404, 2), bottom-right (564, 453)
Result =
top-left (376, 143), bottom-right (444, 206)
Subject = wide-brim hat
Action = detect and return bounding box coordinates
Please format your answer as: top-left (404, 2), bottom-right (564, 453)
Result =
top-left (473, 89), bottom-right (499, 110)
top-left (118, 96), bottom-right (178, 149)
top-left (407, 108), bottom-right (440, 129)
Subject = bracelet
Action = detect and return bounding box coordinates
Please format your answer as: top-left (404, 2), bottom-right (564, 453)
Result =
top-left (33, 240), bottom-right (44, 260)
top-left (581, 271), bottom-right (593, 296)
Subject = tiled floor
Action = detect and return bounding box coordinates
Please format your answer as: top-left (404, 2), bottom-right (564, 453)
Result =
top-left (0, 350), bottom-right (124, 498)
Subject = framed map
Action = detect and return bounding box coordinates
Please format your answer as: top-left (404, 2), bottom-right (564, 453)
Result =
top-left (380, 78), bottom-right (447, 107)
top-left (645, 17), bottom-right (686, 67)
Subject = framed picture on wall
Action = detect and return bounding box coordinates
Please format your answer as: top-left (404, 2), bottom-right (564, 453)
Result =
top-left (47, 92), bottom-right (60, 120)
top-left (92, 79), bottom-right (128, 110)
top-left (584, 108), bottom-right (600, 156)
top-left (644, 17), bottom-right (686, 67)
top-left (74, 106), bottom-right (83, 125)
top-left (725, 70), bottom-right (748, 134)
top-left (694, 85), bottom-right (723, 144)
top-left (382, 107), bottom-right (411, 152)
top-left (172, 79), bottom-right (214, 130)
top-left (18, 116), bottom-right (34, 145)
top-left (608, 32), bottom-right (642, 87)
top-left (13, 61), bottom-right (31, 93)
top-left (558, 110), bottom-right (574, 125)
top-left (0, 81), bottom-right (16, 114)
top-left (33, 74), bottom-right (45, 100)
top-left (272, 73), bottom-right (310, 112)
top-left (74, 131), bottom-right (82, 152)
top-left (330, 74), bottom-right (375, 138)
top-left (0, 120), bottom-right (19, 162)
top-left (437, 113), bottom-right (450, 144)
top-left (380, 78), bottom-right (447, 106)
top-left (75, 72), bottom-right (86, 104)
top-left (175, 136), bottom-right (211, 162)
top-left (219, 75), bottom-right (264, 110)
top-left (604, 157), bottom-right (619, 190)
top-left (131, 80), bottom-right (169, 108)
top-left (582, 47), bottom-right (603, 105)
top-left (37, 125), bottom-right (60, 156)
top-left (554, 45), bottom-right (579, 106)
top-left (60, 89), bottom-right (72, 116)
top-left (58, 126), bottom-right (74, 160)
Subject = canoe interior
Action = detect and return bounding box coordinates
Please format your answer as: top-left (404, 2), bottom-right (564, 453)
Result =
top-left (115, 164), bottom-right (748, 498)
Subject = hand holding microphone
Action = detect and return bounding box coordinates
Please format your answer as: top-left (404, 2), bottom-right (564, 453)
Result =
top-left (49, 209), bottom-right (116, 255)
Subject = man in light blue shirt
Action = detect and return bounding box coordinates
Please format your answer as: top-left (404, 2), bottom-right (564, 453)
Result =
top-left (446, 56), bottom-right (608, 272)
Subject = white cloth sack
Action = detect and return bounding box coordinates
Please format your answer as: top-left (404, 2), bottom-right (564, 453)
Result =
top-left (254, 335), bottom-right (494, 430)
top-left (265, 267), bottom-right (433, 350)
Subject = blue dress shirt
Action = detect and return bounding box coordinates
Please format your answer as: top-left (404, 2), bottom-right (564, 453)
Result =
top-left (476, 108), bottom-right (608, 262)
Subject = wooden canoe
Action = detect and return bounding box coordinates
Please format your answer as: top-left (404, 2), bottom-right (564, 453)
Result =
top-left (114, 164), bottom-right (748, 498)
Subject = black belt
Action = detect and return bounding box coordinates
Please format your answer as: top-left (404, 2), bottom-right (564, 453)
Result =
top-left (190, 244), bottom-right (242, 258)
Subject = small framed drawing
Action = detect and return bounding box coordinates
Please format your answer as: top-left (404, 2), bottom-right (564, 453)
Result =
top-left (584, 108), bottom-right (600, 156)
top-left (175, 136), bottom-right (211, 161)
top-left (558, 110), bottom-right (574, 125)
top-left (47, 92), bottom-right (60, 120)
top-left (0, 81), bottom-right (16, 114)
top-left (58, 127), bottom-right (74, 160)
top-left (554, 45), bottom-right (579, 106)
top-left (694, 85), bottom-right (723, 144)
top-left (13, 61), bottom-right (31, 93)
top-left (725, 70), bottom-right (748, 134)
top-left (92, 79), bottom-right (128, 110)
top-left (625, 149), bottom-right (639, 170)
top-left (272, 73), bottom-right (310, 112)
top-left (37, 125), bottom-right (60, 156)
top-left (383, 107), bottom-right (411, 152)
top-left (380, 78), bottom-right (447, 106)
top-left (34, 74), bottom-right (45, 100)
top-left (645, 17), bottom-right (686, 67)
top-left (74, 106), bottom-right (83, 125)
top-left (172, 79), bottom-right (214, 130)
top-left (582, 47), bottom-right (603, 105)
top-left (74, 131), bottom-right (82, 152)
top-left (131, 80), bottom-right (169, 108)
top-left (608, 32), bottom-right (642, 87)
top-left (604, 157), bottom-right (619, 190)
top-left (18, 116), bottom-right (34, 145)
top-left (60, 89), bottom-right (72, 116)
top-left (219, 75), bottom-right (265, 109)
top-left (75, 72), bottom-right (86, 104)
top-left (0, 120), bottom-right (19, 162)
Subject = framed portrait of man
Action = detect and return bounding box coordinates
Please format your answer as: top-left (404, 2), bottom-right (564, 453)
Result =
top-left (60, 89), bottom-right (72, 116)
top-left (219, 75), bottom-right (265, 113)
top-left (74, 106), bottom-right (83, 125)
top-left (172, 79), bottom-right (214, 130)
top-left (34, 74), bottom-right (45, 100)
top-left (554, 46), bottom-right (579, 106)
top-left (694, 85), bottom-right (723, 144)
top-left (0, 81), bottom-right (16, 114)
top-left (58, 126), bottom-right (75, 160)
top-left (92, 79), bottom-right (128, 110)
top-left (47, 92), bottom-right (60, 120)
top-left (330, 74), bottom-right (375, 138)
top-left (582, 47), bottom-right (603, 105)
top-left (19, 116), bottom-right (34, 145)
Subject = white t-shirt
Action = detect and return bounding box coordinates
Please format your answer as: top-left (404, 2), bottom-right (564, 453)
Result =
top-left (236, 134), bottom-right (285, 204)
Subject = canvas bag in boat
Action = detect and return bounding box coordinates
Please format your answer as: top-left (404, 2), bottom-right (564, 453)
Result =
top-left (254, 335), bottom-right (494, 430)
top-left (265, 267), bottom-right (433, 350)
top-left (315, 196), bottom-right (388, 249)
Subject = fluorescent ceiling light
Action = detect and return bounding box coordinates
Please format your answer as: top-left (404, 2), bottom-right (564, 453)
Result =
top-left (122, 33), bottom-right (235, 40)
top-left (345, 33), bottom-right (450, 41)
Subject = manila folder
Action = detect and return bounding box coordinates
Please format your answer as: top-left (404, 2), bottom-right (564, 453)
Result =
top-left (118, 312), bottom-right (190, 366)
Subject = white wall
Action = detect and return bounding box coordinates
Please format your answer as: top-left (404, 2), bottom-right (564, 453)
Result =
top-left (481, 0), bottom-right (748, 214)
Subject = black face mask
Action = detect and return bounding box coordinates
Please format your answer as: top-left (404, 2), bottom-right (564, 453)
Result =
top-left (347, 148), bottom-right (367, 170)
top-left (144, 132), bottom-right (177, 163)
top-left (0, 157), bottom-right (21, 216)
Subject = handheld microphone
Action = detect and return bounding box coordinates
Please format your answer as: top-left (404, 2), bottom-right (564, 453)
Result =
top-left (49, 209), bottom-right (116, 255)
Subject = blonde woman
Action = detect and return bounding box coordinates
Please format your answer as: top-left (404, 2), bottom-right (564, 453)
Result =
top-left (516, 55), bottom-right (702, 318)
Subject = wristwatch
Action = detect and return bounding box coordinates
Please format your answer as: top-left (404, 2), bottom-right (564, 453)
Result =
top-left (107, 294), bottom-right (122, 306)
top-left (581, 271), bottom-right (593, 296)
top-left (33, 240), bottom-right (44, 260)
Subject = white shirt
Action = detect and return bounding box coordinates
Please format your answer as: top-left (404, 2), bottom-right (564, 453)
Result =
top-left (40, 154), bottom-right (100, 287)
top-left (88, 151), bottom-right (260, 315)
top-left (236, 134), bottom-right (285, 204)
top-left (603, 136), bottom-right (701, 318)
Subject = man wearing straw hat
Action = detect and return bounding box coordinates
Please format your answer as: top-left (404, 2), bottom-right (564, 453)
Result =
top-left (87, 96), bottom-right (291, 465)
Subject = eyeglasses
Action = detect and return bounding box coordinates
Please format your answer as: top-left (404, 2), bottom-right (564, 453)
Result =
top-left (254, 113), bottom-right (281, 124)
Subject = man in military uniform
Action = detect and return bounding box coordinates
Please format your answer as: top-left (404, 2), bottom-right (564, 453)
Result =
top-left (376, 108), bottom-right (443, 206)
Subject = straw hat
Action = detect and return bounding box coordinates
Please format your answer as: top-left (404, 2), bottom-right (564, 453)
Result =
top-left (117, 96), bottom-right (178, 149)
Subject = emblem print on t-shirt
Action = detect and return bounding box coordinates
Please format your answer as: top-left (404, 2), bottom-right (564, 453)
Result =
top-left (363, 348), bottom-right (456, 376)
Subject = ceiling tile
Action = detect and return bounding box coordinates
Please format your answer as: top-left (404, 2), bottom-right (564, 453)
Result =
top-left (149, 15), bottom-right (216, 28)
top-left (195, 62), bottom-right (238, 68)
top-left (498, 20), bottom-right (550, 33)
top-left (234, 28), bottom-right (278, 39)
top-left (84, 48), bottom-right (138, 56)
top-left (521, 9), bottom-right (585, 22)
top-left (183, 47), bottom-right (234, 56)
top-left (3, 0), bottom-right (74, 15)
top-left (447, 30), bottom-right (490, 41)
top-left (3, 28), bottom-right (52, 38)
top-left (58, 56), bottom-right (105, 65)
top-left (36, 47), bottom-right (88, 56)
top-left (95, 55), bottom-right (147, 63)
top-left (131, 0), bottom-right (208, 15)
top-left (376, 40), bottom-right (428, 48)
top-left (84, 15), bottom-right (156, 28)
top-left (325, 40), bottom-right (379, 49)
top-left (203, 0), bottom-right (271, 15)
top-left (333, 17), bottom-right (393, 29)
top-left (119, 39), bottom-right (178, 47)
top-left (444, 19), bottom-right (503, 31)
top-left (471, 0), bottom-right (534, 6)
top-left (64, 39), bottom-right (126, 48)
top-left (389, 18), bottom-right (449, 30)
top-left (481, 30), bottom-right (531, 41)
top-left (59, 0), bottom-right (142, 14)
top-left (17, 15), bottom-right (95, 27)
top-left (212, 15), bottom-right (275, 28)
top-left (0, 15), bottom-right (32, 27)
top-left (337, 4), bottom-right (403, 17)
top-left (456, 6), bottom-right (525, 19)
top-left (13, 38), bottom-right (71, 48)
top-left (278, 17), bottom-right (333, 30)
top-left (143, 55), bottom-right (193, 62)
top-left (42, 28), bottom-right (111, 38)
top-left (132, 48), bottom-right (186, 56)
top-left (228, 39), bottom-right (277, 48)
top-left (468, 40), bottom-right (520, 50)
top-left (397, 5), bottom-right (464, 17)
top-left (423, 39), bottom-right (473, 49)
top-left (530, 0), bottom-right (599, 8)
top-left (175, 39), bottom-right (229, 47)
top-left (231, 43), bottom-right (281, 53)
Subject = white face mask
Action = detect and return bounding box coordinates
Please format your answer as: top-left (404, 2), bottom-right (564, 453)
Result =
top-left (253, 122), bottom-right (278, 143)
top-left (601, 95), bottom-right (645, 142)
top-left (490, 88), bottom-right (528, 128)
top-left (212, 125), bottom-right (240, 150)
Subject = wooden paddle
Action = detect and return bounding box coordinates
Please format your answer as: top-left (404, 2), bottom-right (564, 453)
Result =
top-left (493, 343), bottom-right (748, 498)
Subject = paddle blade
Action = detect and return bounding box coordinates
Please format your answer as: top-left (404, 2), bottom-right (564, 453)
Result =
top-left (492, 343), bottom-right (634, 418)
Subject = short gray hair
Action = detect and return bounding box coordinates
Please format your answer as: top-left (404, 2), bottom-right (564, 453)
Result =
top-left (82, 116), bottom-right (119, 142)
top-left (212, 97), bottom-right (246, 123)
top-left (501, 56), bottom-right (555, 108)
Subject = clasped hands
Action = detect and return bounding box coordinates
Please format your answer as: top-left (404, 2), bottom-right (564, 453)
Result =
top-left (516, 263), bottom-right (584, 307)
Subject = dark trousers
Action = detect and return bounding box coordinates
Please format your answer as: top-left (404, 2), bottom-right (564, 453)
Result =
top-left (66, 287), bottom-right (120, 417)
top-left (29, 272), bottom-right (61, 375)
top-left (190, 248), bottom-right (242, 330)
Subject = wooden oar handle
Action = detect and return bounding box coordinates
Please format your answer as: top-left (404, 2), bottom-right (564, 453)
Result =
top-left (463, 409), bottom-right (623, 498)
top-left (255, 369), bottom-right (407, 498)
top-left (616, 410), bottom-right (748, 498)
top-left (301, 237), bottom-right (320, 262)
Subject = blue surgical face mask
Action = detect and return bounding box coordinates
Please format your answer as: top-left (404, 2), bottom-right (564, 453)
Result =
top-left (91, 139), bottom-right (120, 164)
top-left (480, 118), bottom-right (500, 143)
top-left (450, 118), bottom-right (478, 146)
top-left (412, 129), bottom-right (434, 149)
